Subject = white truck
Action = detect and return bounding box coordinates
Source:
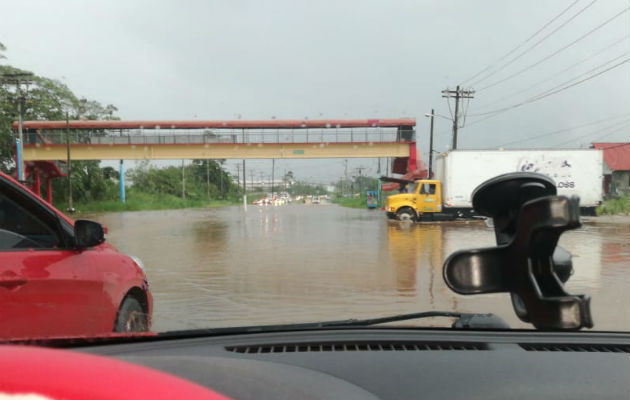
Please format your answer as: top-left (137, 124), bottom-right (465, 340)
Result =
top-left (433, 149), bottom-right (604, 217)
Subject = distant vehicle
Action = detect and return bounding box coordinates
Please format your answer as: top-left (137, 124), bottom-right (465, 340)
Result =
top-left (312, 196), bottom-right (320, 204)
top-left (385, 149), bottom-right (604, 221)
top-left (0, 171), bottom-right (152, 339)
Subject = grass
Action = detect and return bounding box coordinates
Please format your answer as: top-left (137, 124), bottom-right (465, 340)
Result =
top-left (56, 191), bottom-right (240, 213)
top-left (596, 195), bottom-right (630, 216)
top-left (333, 195), bottom-right (379, 209)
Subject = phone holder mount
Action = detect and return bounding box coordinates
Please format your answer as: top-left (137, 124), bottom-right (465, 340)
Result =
top-left (442, 172), bottom-right (593, 330)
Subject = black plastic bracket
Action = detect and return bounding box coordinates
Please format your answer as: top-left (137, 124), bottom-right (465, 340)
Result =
top-left (442, 172), bottom-right (593, 330)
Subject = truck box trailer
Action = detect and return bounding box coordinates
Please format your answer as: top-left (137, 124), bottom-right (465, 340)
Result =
top-left (435, 149), bottom-right (603, 216)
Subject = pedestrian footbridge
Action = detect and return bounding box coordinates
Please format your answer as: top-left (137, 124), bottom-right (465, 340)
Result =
top-left (17, 119), bottom-right (417, 171)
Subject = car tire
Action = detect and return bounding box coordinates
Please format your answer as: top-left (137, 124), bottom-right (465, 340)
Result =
top-left (396, 208), bottom-right (416, 222)
top-left (114, 296), bottom-right (148, 333)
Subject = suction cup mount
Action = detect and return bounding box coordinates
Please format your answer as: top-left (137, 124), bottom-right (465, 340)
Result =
top-left (442, 172), bottom-right (592, 330)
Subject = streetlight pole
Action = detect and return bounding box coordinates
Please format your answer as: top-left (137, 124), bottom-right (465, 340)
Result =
top-left (16, 98), bottom-right (24, 182)
top-left (428, 108), bottom-right (435, 178)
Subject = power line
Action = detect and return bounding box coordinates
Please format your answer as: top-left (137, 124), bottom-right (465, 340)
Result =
top-left (552, 120), bottom-right (630, 147)
top-left (466, 57), bottom-right (629, 124)
top-left (474, 35), bottom-right (629, 111)
top-left (589, 123), bottom-right (630, 143)
top-left (460, 0), bottom-right (582, 86)
top-left (470, 0), bottom-right (598, 88)
top-left (496, 114), bottom-right (630, 147)
top-left (591, 142), bottom-right (630, 150)
top-left (471, 53), bottom-right (630, 117)
top-left (476, 5), bottom-right (630, 92)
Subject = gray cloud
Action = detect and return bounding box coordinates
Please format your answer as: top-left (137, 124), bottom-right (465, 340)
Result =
top-left (1, 0), bottom-right (628, 181)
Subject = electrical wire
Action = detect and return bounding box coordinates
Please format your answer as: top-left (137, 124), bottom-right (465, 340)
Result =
top-left (589, 124), bottom-right (630, 142)
top-left (459, 0), bottom-right (582, 86)
top-left (552, 120), bottom-right (629, 147)
top-left (474, 35), bottom-right (629, 111)
top-left (591, 142), bottom-right (630, 150)
top-left (476, 6), bottom-right (630, 92)
top-left (471, 53), bottom-right (629, 117)
top-left (465, 57), bottom-right (629, 125)
top-left (496, 114), bottom-right (630, 147)
top-left (469, 0), bottom-right (598, 88)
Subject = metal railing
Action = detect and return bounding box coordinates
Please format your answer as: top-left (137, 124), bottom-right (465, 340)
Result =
top-left (24, 127), bottom-right (415, 146)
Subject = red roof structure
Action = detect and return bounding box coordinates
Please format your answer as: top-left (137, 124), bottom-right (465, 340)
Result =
top-left (592, 143), bottom-right (630, 171)
top-left (13, 118), bottom-right (416, 131)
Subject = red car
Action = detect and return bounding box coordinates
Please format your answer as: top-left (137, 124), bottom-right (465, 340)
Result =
top-left (0, 171), bottom-right (152, 339)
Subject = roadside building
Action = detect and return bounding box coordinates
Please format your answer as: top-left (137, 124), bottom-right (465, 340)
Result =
top-left (592, 143), bottom-right (630, 197)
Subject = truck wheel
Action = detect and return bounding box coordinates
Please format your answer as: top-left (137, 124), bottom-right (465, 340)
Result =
top-left (114, 297), bottom-right (148, 333)
top-left (396, 208), bottom-right (416, 222)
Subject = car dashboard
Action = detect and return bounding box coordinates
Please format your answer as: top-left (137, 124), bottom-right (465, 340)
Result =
top-left (79, 328), bottom-right (630, 400)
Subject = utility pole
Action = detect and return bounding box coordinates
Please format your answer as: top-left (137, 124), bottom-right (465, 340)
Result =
top-left (442, 86), bottom-right (475, 150)
top-left (181, 160), bottom-right (186, 199)
top-left (428, 108), bottom-right (435, 178)
top-left (219, 163), bottom-right (224, 199)
top-left (242, 160), bottom-right (246, 193)
top-left (236, 163), bottom-right (241, 193)
top-left (271, 159), bottom-right (275, 196)
top-left (206, 160), bottom-right (210, 201)
top-left (241, 130), bottom-right (248, 208)
top-left (1, 72), bottom-right (33, 182)
top-left (355, 166), bottom-right (366, 194)
top-left (344, 159), bottom-right (348, 196)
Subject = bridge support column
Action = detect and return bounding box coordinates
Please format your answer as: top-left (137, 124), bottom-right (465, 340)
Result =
top-left (33, 168), bottom-right (41, 196)
top-left (46, 177), bottom-right (53, 204)
top-left (119, 160), bottom-right (126, 203)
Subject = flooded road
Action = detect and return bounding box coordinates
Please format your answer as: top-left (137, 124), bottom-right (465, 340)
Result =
top-left (85, 205), bottom-right (630, 332)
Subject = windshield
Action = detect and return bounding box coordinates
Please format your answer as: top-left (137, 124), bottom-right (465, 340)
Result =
top-left (0, 1), bottom-right (628, 341)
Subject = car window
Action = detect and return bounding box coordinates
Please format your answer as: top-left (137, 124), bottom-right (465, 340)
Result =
top-left (420, 183), bottom-right (436, 195)
top-left (0, 193), bottom-right (60, 249)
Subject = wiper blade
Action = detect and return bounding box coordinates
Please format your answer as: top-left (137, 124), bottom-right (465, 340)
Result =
top-left (321, 311), bottom-right (510, 329)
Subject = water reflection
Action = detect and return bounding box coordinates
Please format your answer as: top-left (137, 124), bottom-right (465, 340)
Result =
top-left (86, 206), bottom-right (629, 332)
top-left (386, 222), bottom-right (444, 301)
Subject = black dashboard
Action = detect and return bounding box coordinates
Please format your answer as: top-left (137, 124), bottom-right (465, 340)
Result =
top-left (80, 328), bottom-right (630, 400)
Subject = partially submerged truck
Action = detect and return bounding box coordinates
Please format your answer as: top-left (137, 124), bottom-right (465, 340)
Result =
top-left (384, 149), bottom-right (604, 221)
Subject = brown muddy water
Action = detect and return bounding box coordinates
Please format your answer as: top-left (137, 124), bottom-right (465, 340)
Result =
top-left (84, 205), bottom-right (630, 332)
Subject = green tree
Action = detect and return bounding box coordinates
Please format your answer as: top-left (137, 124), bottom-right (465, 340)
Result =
top-left (283, 170), bottom-right (295, 189)
top-left (1, 46), bottom-right (121, 203)
top-left (286, 180), bottom-right (328, 196)
top-left (127, 160), bottom-right (239, 201)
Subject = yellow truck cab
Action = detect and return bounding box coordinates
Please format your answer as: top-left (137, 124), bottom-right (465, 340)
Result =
top-left (386, 180), bottom-right (442, 221)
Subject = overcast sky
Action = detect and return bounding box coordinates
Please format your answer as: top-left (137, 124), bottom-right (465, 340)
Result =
top-left (1, 0), bottom-right (628, 182)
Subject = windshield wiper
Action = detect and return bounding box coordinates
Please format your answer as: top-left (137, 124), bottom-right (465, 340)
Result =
top-left (8, 312), bottom-right (511, 348)
top-left (320, 311), bottom-right (510, 329)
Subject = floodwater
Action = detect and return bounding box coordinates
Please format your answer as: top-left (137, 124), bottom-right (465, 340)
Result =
top-left (85, 205), bottom-right (630, 332)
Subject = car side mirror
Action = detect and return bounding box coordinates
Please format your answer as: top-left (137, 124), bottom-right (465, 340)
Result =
top-left (74, 220), bottom-right (105, 248)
